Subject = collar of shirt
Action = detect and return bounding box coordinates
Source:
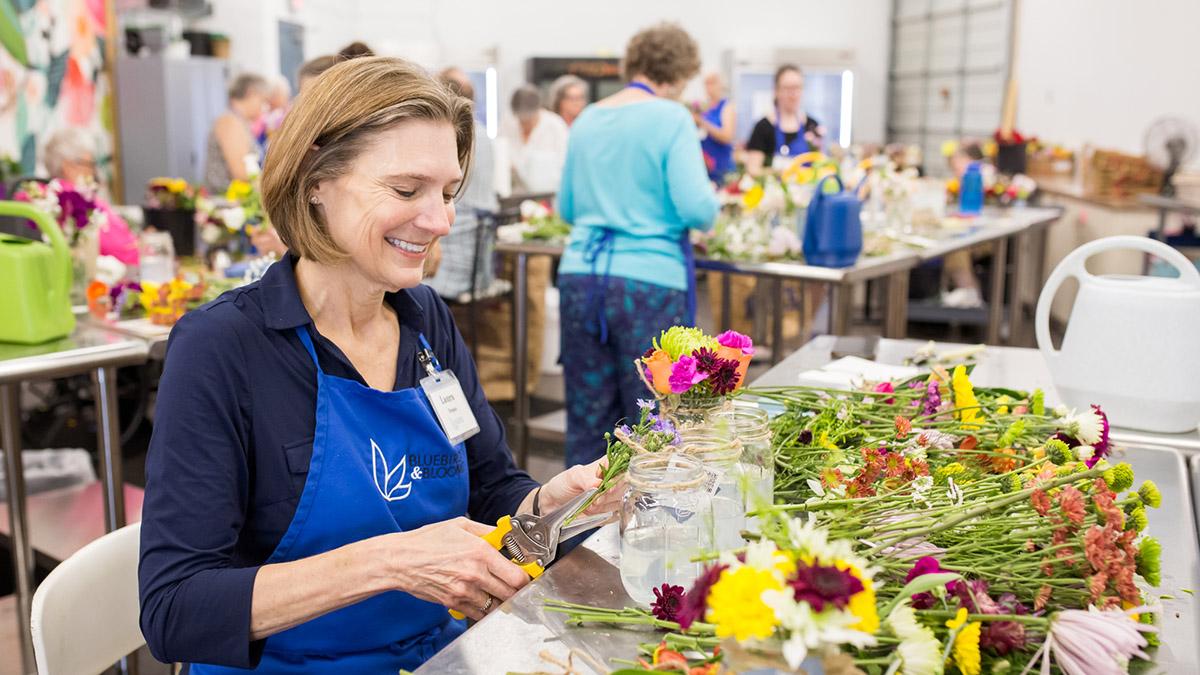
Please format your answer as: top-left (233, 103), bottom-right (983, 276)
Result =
top-left (259, 254), bottom-right (425, 333)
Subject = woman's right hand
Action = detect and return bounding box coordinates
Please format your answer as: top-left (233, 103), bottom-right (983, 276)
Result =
top-left (383, 517), bottom-right (531, 620)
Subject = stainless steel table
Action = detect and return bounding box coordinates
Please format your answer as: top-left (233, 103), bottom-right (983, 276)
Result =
top-left (0, 325), bottom-right (148, 673)
top-left (423, 336), bottom-right (1199, 672)
top-left (908, 206), bottom-right (1061, 346)
top-left (495, 241), bottom-right (921, 468)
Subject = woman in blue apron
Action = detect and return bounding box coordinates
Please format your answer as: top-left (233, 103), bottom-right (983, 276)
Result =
top-left (694, 72), bottom-right (737, 184)
top-left (557, 24), bottom-right (719, 468)
top-left (744, 64), bottom-right (824, 176)
top-left (139, 57), bottom-right (619, 674)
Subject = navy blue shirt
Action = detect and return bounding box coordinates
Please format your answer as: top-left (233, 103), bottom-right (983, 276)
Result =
top-left (138, 255), bottom-right (538, 668)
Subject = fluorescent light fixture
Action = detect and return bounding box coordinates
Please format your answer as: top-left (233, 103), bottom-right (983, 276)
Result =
top-left (839, 70), bottom-right (854, 148)
top-left (485, 67), bottom-right (498, 139)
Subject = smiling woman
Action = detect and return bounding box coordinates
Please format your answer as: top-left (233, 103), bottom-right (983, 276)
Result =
top-left (138, 56), bottom-right (623, 675)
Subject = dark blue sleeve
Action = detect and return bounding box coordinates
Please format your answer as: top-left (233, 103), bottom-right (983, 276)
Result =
top-left (418, 287), bottom-right (540, 524)
top-left (138, 305), bottom-right (264, 668)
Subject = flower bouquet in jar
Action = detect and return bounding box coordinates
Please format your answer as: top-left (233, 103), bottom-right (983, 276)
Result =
top-left (639, 326), bottom-right (755, 428)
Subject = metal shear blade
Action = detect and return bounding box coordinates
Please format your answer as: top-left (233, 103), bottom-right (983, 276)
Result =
top-left (504, 488), bottom-right (609, 568)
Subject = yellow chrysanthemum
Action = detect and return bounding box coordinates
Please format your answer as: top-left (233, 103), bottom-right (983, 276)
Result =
top-left (138, 283), bottom-right (160, 312)
top-left (818, 431), bottom-right (839, 451)
top-left (944, 608), bottom-right (982, 675)
top-left (951, 365), bottom-right (981, 430)
top-left (226, 179), bottom-right (253, 202)
top-left (742, 184), bottom-right (764, 210)
top-left (706, 566), bottom-right (782, 642)
top-left (840, 562), bottom-right (879, 634)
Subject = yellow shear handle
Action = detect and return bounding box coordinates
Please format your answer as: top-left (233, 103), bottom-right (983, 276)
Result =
top-left (448, 516), bottom-right (545, 619)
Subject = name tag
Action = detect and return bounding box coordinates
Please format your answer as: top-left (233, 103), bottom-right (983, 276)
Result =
top-left (420, 370), bottom-right (480, 445)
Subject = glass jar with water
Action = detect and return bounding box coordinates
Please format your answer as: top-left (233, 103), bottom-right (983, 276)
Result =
top-left (709, 405), bottom-right (775, 515)
top-left (619, 453), bottom-right (713, 606)
top-left (678, 431), bottom-right (747, 552)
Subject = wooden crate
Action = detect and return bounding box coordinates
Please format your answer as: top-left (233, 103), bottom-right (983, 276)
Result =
top-left (1082, 148), bottom-right (1163, 199)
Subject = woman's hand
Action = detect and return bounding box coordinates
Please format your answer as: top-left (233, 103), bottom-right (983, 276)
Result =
top-left (383, 517), bottom-right (531, 620)
top-left (532, 457), bottom-right (625, 520)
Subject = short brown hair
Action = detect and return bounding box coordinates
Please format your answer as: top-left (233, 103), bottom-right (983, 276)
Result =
top-left (261, 57), bottom-right (475, 264)
top-left (774, 64), bottom-right (803, 88)
top-left (622, 22), bottom-right (700, 86)
top-left (228, 73), bottom-right (267, 101)
top-left (298, 55), bottom-right (338, 84)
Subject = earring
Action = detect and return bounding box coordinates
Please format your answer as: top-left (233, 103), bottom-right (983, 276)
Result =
top-left (309, 195), bottom-right (320, 205)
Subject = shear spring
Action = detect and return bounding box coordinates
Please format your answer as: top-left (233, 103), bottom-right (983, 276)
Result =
top-left (502, 534), bottom-right (528, 564)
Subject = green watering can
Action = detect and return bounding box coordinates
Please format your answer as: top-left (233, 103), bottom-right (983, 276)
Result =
top-left (0, 200), bottom-right (76, 344)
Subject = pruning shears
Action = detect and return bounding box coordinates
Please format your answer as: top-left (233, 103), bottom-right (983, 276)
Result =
top-left (449, 488), bottom-right (604, 619)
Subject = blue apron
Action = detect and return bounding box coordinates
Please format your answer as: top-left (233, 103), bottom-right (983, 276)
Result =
top-left (582, 229), bottom-right (697, 343)
top-left (700, 98), bottom-right (733, 183)
top-left (191, 326), bottom-right (470, 674)
top-left (773, 107), bottom-right (810, 160)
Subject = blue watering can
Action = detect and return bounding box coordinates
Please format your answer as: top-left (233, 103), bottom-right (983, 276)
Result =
top-left (801, 174), bottom-right (863, 268)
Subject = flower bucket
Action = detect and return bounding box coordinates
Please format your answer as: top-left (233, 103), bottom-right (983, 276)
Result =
top-left (144, 207), bottom-right (197, 256)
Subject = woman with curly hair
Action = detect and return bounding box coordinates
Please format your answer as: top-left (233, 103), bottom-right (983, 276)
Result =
top-left (557, 22), bottom-right (719, 466)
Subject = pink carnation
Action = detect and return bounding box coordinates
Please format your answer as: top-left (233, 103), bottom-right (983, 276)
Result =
top-left (669, 355), bottom-right (708, 394)
top-left (716, 330), bottom-right (755, 356)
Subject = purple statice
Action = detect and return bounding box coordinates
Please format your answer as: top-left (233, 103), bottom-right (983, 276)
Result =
top-left (920, 380), bottom-right (942, 418)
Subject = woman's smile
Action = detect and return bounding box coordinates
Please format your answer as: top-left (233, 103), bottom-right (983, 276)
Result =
top-left (385, 236), bottom-right (431, 258)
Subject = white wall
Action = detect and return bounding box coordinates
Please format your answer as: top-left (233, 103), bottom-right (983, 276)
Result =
top-left (1016, 0), bottom-right (1200, 167)
top-left (192, 0), bottom-right (894, 144)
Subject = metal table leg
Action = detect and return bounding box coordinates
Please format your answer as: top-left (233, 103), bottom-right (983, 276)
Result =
top-left (769, 277), bottom-right (784, 366)
top-left (1008, 230), bottom-right (1033, 346)
top-left (93, 366), bottom-right (126, 532)
top-left (884, 271), bottom-right (910, 338)
top-left (720, 272), bottom-right (731, 332)
top-left (1, 383), bottom-right (35, 673)
top-left (512, 252), bottom-right (529, 469)
top-left (986, 238), bottom-right (1009, 345)
top-left (829, 282), bottom-right (853, 337)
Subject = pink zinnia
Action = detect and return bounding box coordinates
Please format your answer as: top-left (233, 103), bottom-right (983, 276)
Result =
top-left (873, 381), bottom-right (896, 405)
top-left (668, 355), bottom-right (708, 394)
top-left (715, 330), bottom-right (754, 356)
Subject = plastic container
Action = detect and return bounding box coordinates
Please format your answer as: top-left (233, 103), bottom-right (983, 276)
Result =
top-left (958, 162), bottom-right (984, 216)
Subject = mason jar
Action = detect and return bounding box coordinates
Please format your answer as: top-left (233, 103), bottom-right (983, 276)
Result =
top-left (678, 431), bottom-right (747, 552)
top-left (619, 453), bottom-right (713, 606)
top-left (709, 405), bottom-right (775, 517)
top-left (660, 394), bottom-right (730, 431)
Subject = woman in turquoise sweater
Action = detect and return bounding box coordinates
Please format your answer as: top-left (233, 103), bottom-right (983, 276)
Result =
top-left (557, 23), bottom-right (719, 466)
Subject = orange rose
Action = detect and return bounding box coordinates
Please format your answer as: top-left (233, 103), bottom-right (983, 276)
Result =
top-left (716, 345), bottom-right (752, 391)
top-left (643, 349), bottom-right (674, 395)
top-left (86, 280), bottom-right (108, 301)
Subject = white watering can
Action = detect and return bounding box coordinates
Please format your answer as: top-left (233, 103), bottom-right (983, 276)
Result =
top-left (1036, 236), bottom-right (1200, 433)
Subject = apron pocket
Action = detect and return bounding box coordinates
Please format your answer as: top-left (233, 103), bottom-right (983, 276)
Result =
top-left (283, 437), bottom-right (315, 497)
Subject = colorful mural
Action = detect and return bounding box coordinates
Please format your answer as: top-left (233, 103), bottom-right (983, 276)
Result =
top-left (0, 0), bottom-right (113, 182)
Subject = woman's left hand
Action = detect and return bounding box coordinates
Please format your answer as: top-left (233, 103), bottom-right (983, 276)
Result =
top-left (533, 458), bottom-right (625, 520)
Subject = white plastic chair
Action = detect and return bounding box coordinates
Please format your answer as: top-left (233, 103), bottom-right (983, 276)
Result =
top-left (30, 522), bottom-right (145, 675)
